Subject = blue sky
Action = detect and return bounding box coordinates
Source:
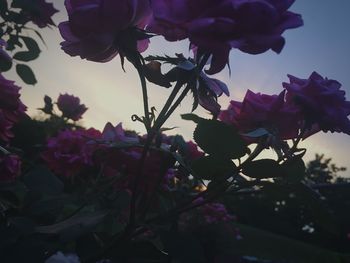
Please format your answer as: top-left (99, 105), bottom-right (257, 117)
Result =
top-left (5, 0), bottom-right (350, 173)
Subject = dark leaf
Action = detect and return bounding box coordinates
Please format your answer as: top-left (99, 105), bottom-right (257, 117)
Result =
top-left (16, 64), bottom-right (37, 84)
top-left (282, 156), bottom-right (306, 183)
top-left (143, 61), bottom-right (171, 88)
top-left (191, 155), bottom-right (236, 180)
top-left (13, 36), bottom-right (41, 61)
top-left (0, 53), bottom-right (12, 72)
top-left (242, 159), bottom-right (285, 179)
top-left (193, 119), bottom-right (247, 159)
top-left (23, 166), bottom-right (63, 195)
top-left (36, 210), bottom-right (108, 241)
top-left (181, 113), bottom-right (201, 123)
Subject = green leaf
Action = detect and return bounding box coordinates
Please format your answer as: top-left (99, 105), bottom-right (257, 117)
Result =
top-left (36, 210), bottom-right (108, 241)
top-left (193, 119), bottom-right (247, 159)
top-left (191, 155), bottom-right (236, 180)
top-left (242, 159), bottom-right (285, 179)
top-left (16, 64), bottom-right (37, 85)
top-left (23, 166), bottom-right (63, 195)
top-left (0, 181), bottom-right (27, 205)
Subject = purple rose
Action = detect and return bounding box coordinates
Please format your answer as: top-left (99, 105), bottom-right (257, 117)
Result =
top-left (57, 93), bottom-right (87, 121)
top-left (148, 0), bottom-right (303, 74)
top-left (42, 128), bottom-right (101, 177)
top-left (283, 72), bottom-right (350, 135)
top-left (0, 74), bottom-right (27, 142)
top-left (11, 0), bottom-right (58, 28)
top-left (0, 154), bottom-right (21, 182)
top-left (59, 0), bottom-right (152, 62)
top-left (219, 89), bottom-right (300, 141)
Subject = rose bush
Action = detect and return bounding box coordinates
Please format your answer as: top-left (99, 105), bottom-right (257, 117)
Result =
top-left (2, 1), bottom-right (350, 262)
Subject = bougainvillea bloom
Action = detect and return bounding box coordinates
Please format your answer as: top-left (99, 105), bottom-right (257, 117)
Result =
top-left (148, 0), bottom-right (303, 74)
top-left (0, 74), bottom-right (26, 142)
top-left (219, 89), bottom-right (300, 141)
top-left (57, 93), bottom-right (87, 121)
top-left (11, 0), bottom-right (58, 28)
top-left (59, 0), bottom-right (151, 62)
top-left (0, 154), bottom-right (21, 182)
top-left (283, 72), bottom-right (350, 135)
top-left (42, 128), bottom-right (101, 177)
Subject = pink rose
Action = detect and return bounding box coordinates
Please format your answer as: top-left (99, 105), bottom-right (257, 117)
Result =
top-left (42, 128), bottom-right (101, 177)
top-left (283, 72), bottom-right (350, 135)
top-left (219, 89), bottom-right (300, 141)
top-left (59, 0), bottom-right (152, 62)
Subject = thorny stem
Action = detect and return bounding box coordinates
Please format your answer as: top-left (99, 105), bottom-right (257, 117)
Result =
top-left (134, 56), bottom-right (151, 132)
top-left (278, 126), bottom-right (306, 162)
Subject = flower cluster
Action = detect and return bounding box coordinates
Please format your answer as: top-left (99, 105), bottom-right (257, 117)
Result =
top-left (59, 0), bottom-right (302, 75)
top-left (42, 122), bottom-right (204, 195)
top-left (0, 75), bottom-right (27, 142)
top-left (220, 72), bottom-right (350, 143)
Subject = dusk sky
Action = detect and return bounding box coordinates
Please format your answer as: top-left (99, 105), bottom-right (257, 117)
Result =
top-left (5, 0), bottom-right (350, 174)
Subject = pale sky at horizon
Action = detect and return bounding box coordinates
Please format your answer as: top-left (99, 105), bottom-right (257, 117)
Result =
top-left (4, 0), bottom-right (350, 175)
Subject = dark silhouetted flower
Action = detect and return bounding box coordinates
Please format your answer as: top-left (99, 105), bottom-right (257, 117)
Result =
top-left (57, 93), bottom-right (87, 121)
top-left (219, 89), bottom-right (300, 141)
top-left (59, 0), bottom-right (151, 62)
top-left (148, 0), bottom-right (303, 74)
top-left (283, 72), bottom-right (350, 135)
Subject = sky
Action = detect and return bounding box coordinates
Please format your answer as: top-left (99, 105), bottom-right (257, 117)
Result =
top-left (4, 0), bottom-right (350, 174)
